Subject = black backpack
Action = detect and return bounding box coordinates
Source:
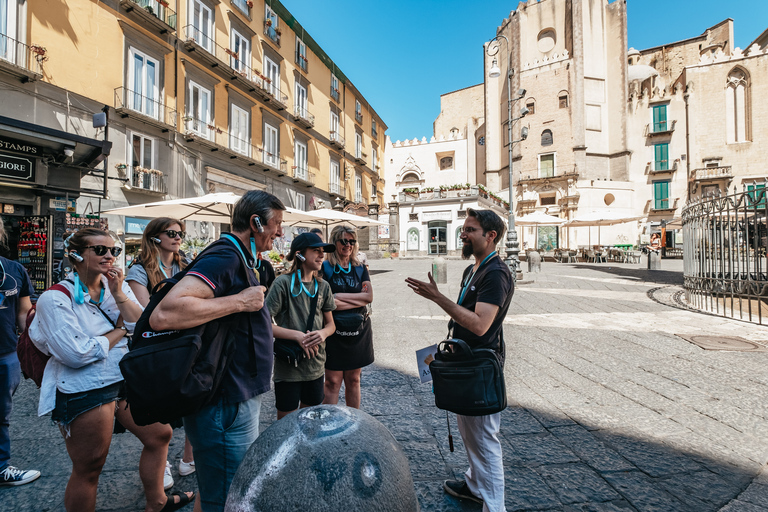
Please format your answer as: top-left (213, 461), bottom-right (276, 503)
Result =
top-left (119, 239), bottom-right (253, 426)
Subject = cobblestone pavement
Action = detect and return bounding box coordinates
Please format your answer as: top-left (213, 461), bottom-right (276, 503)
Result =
top-left (5, 257), bottom-right (768, 511)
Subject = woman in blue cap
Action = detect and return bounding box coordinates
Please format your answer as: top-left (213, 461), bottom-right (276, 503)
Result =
top-left (266, 233), bottom-right (336, 419)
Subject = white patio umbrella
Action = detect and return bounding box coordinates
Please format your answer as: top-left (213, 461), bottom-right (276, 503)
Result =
top-left (100, 192), bottom-right (315, 224)
top-left (516, 211), bottom-right (566, 250)
top-left (566, 211), bottom-right (645, 246)
top-left (283, 208), bottom-right (388, 240)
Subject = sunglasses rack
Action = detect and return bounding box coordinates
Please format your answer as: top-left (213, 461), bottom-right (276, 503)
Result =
top-left (18, 216), bottom-right (49, 294)
top-left (65, 213), bottom-right (109, 232)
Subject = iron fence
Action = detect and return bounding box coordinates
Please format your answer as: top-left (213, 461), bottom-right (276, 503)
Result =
top-left (683, 181), bottom-right (768, 324)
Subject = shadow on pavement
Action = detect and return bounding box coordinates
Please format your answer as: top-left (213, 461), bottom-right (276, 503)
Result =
top-left (568, 264), bottom-right (684, 286)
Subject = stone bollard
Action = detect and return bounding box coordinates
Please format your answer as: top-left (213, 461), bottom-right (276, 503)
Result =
top-left (648, 250), bottom-right (661, 270)
top-left (527, 250), bottom-right (542, 273)
top-left (432, 256), bottom-right (447, 284)
top-left (225, 405), bottom-right (419, 512)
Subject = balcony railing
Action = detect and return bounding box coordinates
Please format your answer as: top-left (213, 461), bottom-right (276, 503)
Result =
top-left (692, 166), bottom-right (733, 181)
top-left (182, 24), bottom-right (252, 77)
top-left (126, 166), bottom-right (167, 194)
top-left (647, 160), bottom-right (678, 173)
top-left (354, 151), bottom-right (367, 165)
top-left (114, 87), bottom-right (176, 131)
top-left (329, 181), bottom-right (345, 196)
top-left (264, 20), bottom-right (281, 45)
top-left (516, 167), bottom-right (579, 185)
top-left (119, 0), bottom-right (177, 33)
top-left (331, 87), bottom-right (340, 102)
top-left (651, 197), bottom-right (679, 212)
top-left (252, 72), bottom-right (288, 110)
top-left (646, 119), bottom-right (677, 136)
top-left (0, 35), bottom-right (43, 82)
top-left (291, 165), bottom-right (315, 186)
top-left (355, 111), bottom-right (363, 123)
top-left (292, 105), bottom-right (315, 129)
top-left (329, 131), bottom-right (345, 149)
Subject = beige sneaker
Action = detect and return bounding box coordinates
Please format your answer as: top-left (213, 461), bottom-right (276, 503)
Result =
top-left (178, 459), bottom-right (196, 476)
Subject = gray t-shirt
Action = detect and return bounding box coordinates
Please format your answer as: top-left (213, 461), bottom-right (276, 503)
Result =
top-left (126, 260), bottom-right (181, 291)
top-left (266, 273), bottom-right (335, 382)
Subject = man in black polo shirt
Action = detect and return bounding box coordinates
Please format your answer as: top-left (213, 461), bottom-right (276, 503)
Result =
top-left (406, 208), bottom-right (513, 512)
top-left (151, 190), bottom-right (285, 512)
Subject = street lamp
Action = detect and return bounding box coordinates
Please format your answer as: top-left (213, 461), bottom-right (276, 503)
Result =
top-left (486, 35), bottom-right (528, 281)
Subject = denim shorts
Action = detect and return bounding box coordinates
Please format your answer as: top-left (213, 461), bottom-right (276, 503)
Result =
top-left (51, 381), bottom-right (125, 426)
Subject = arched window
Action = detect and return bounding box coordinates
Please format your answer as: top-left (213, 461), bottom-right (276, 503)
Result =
top-left (726, 67), bottom-right (750, 143)
top-left (407, 228), bottom-right (420, 251)
top-left (541, 129), bottom-right (553, 146)
top-left (558, 91), bottom-right (569, 109)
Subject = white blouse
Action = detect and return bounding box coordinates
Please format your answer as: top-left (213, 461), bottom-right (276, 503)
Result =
top-left (29, 275), bottom-right (142, 417)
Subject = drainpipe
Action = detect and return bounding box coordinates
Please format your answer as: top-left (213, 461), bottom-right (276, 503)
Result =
top-left (102, 105), bottom-right (110, 200)
top-left (684, 87), bottom-right (691, 202)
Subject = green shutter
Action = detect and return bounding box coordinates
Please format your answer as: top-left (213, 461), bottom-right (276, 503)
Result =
top-left (653, 105), bottom-right (667, 132)
top-left (654, 143), bottom-right (669, 171)
top-left (540, 154), bottom-right (554, 177)
top-left (654, 181), bottom-right (670, 209)
top-left (747, 184), bottom-right (766, 207)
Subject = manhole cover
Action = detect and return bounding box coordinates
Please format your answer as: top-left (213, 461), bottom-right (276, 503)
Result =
top-left (676, 335), bottom-right (768, 352)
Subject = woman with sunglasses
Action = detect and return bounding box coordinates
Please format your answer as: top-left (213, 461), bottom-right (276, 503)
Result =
top-left (321, 225), bottom-right (374, 409)
top-left (265, 232), bottom-right (336, 419)
top-left (29, 228), bottom-right (194, 512)
top-left (126, 218), bottom-right (195, 487)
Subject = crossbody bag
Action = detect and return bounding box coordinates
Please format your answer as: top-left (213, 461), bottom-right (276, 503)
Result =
top-left (273, 290), bottom-right (319, 367)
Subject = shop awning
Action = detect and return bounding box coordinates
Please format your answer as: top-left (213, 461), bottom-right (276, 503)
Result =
top-left (0, 115), bottom-right (112, 169)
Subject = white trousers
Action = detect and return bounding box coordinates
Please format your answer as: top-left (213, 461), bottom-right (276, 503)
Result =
top-left (457, 412), bottom-right (506, 512)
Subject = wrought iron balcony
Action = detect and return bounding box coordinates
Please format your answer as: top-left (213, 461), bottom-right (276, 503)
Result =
top-left (646, 119), bottom-right (677, 137)
top-left (330, 87), bottom-right (340, 102)
top-left (264, 20), bottom-right (280, 45)
top-left (354, 151), bottom-right (367, 166)
top-left (0, 35), bottom-right (44, 82)
top-left (114, 87), bottom-right (177, 132)
top-left (649, 197), bottom-right (679, 212)
top-left (119, 0), bottom-right (177, 34)
top-left (295, 50), bottom-right (307, 71)
top-left (329, 131), bottom-right (345, 149)
top-left (355, 111), bottom-right (363, 123)
top-left (329, 182), bottom-right (345, 197)
top-left (292, 105), bottom-right (315, 129)
top-left (515, 168), bottom-right (579, 186)
top-left (125, 166), bottom-right (167, 195)
top-left (291, 165), bottom-right (315, 187)
top-left (252, 72), bottom-right (288, 110)
top-left (692, 166), bottom-right (733, 181)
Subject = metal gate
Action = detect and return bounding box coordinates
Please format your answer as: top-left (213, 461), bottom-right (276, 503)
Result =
top-left (683, 182), bottom-right (768, 324)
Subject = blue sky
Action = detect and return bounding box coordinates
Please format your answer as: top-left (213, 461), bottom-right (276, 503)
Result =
top-left (280, 0), bottom-right (768, 142)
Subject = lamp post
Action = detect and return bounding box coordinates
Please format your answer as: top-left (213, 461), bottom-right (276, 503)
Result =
top-left (487, 35), bottom-right (528, 281)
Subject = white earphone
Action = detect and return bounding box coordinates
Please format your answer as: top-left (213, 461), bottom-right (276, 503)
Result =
top-left (296, 252), bottom-right (306, 262)
top-left (253, 216), bottom-right (264, 233)
top-left (151, 237), bottom-right (162, 243)
top-left (70, 251), bottom-right (84, 262)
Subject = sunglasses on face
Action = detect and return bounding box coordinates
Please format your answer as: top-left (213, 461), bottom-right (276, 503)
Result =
top-left (337, 239), bottom-right (357, 246)
top-left (162, 230), bottom-right (186, 239)
top-left (85, 245), bottom-right (123, 257)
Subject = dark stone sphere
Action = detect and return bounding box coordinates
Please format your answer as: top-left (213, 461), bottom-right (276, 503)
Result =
top-left (225, 405), bottom-right (419, 512)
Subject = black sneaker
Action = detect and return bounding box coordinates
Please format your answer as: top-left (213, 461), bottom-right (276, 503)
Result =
top-left (0, 466), bottom-right (41, 486)
top-left (443, 479), bottom-right (483, 504)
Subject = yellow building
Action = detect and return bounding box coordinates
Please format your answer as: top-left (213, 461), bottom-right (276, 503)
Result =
top-left (0, 0), bottom-right (386, 277)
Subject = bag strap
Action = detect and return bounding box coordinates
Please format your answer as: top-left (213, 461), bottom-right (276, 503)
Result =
top-left (321, 261), bottom-right (333, 281)
top-left (438, 338), bottom-right (474, 358)
top-left (305, 283), bottom-right (320, 332)
top-left (48, 283), bottom-right (72, 300)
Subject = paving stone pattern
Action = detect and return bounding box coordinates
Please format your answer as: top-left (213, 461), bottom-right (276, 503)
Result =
top-left (3, 258), bottom-right (768, 511)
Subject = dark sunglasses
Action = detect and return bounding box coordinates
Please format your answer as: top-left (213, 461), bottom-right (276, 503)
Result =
top-left (85, 245), bottom-right (123, 257)
top-left (162, 230), bottom-right (186, 239)
top-left (337, 239), bottom-right (357, 246)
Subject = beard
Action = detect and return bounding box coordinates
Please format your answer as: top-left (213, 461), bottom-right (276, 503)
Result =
top-left (462, 242), bottom-right (473, 259)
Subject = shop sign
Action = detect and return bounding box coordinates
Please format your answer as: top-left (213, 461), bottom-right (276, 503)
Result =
top-left (49, 198), bottom-right (77, 212)
top-left (0, 136), bottom-right (42, 156)
top-left (125, 216), bottom-right (150, 234)
top-left (0, 153), bottom-right (34, 181)
top-left (422, 211), bottom-right (452, 221)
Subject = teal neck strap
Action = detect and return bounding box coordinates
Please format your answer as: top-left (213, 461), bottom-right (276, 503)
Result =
top-left (291, 270), bottom-right (318, 298)
top-left (221, 234), bottom-right (255, 269)
top-left (74, 272), bottom-right (105, 306)
top-left (458, 251), bottom-right (497, 305)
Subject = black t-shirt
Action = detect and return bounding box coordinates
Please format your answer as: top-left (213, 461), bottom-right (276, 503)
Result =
top-left (0, 257), bottom-right (33, 355)
top-left (187, 235), bottom-right (273, 402)
top-left (451, 255), bottom-right (514, 355)
top-left (322, 261), bottom-right (370, 316)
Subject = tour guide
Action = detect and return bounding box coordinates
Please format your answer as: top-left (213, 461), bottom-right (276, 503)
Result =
top-left (405, 208), bottom-right (514, 512)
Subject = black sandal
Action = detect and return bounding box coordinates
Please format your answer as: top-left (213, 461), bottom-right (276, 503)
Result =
top-left (160, 491), bottom-right (195, 512)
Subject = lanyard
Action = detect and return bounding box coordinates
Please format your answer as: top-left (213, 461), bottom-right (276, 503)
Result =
top-left (220, 234), bottom-right (255, 269)
top-left (250, 238), bottom-right (261, 270)
top-left (73, 272), bottom-right (105, 305)
top-left (0, 258), bottom-right (5, 288)
top-left (457, 251), bottom-right (496, 305)
top-left (291, 270), bottom-right (318, 298)
top-left (334, 262), bottom-right (351, 274)
top-left (158, 255), bottom-right (171, 279)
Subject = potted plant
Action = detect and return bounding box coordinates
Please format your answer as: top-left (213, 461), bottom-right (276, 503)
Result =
top-left (158, 0), bottom-right (169, 8)
top-left (265, 19), bottom-right (272, 27)
top-left (30, 44), bottom-right (46, 56)
top-left (247, 0), bottom-right (254, 7)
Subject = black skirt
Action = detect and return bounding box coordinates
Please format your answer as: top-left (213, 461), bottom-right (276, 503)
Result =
top-left (324, 316), bottom-right (374, 371)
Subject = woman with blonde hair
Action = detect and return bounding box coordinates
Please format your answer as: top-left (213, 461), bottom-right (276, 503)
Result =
top-left (126, 218), bottom-right (195, 486)
top-left (30, 228), bottom-right (194, 511)
top-left (321, 225), bottom-right (374, 409)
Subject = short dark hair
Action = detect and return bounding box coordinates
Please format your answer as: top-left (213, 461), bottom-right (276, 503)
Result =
top-left (467, 208), bottom-right (506, 246)
top-left (231, 190), bottom-right (285, 232)
top-left (309, 228), bottom-right (323, 235)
